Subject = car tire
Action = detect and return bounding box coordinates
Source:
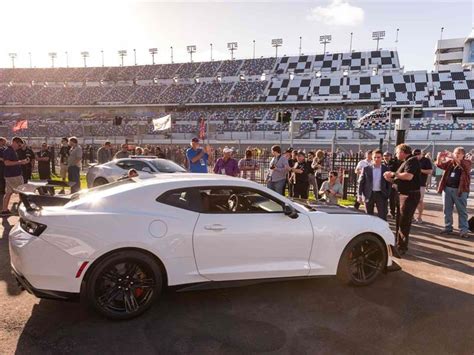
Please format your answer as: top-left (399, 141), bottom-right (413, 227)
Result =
top-left (337, 234), bottom-right (387, 286)
top-left (85, 250), bottom-right (162, 320)
top-left (93, 177), bottom-right (108, 187)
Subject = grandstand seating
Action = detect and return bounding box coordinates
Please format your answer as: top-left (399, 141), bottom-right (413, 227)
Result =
top-left (1, 50), bottom-right (474, 140)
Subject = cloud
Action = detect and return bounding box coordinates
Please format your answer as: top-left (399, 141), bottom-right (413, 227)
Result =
top-left (307, 0), bottom-right (365, 26)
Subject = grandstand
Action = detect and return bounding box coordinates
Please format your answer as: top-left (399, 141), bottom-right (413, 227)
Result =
top-left (1, 48), bottom-right (474, 146)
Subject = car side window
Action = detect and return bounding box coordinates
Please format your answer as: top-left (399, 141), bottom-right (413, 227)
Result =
top-left (156, 188), bottom-right (201, 212)
top-left (129, 161), bottom-right (147, 171)
top-left (199, 187), bottom-right (284, 214)
top-left (116, 160), bottom-right (133, 170)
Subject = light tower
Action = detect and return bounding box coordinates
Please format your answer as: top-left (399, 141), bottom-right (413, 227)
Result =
top-left (48, 52), bottom-right (57, 68)
top-left (372, 31), bottom-right (386, 51)
top-left (8, 53), bottom-right (17, 68)
top-left (81, 51), bottom-right (90, 67)
top-left (271, 38), bottom-right (283, 58)
top-left (227, 42), bottom-right (238, 60)
top-left (118, 50), bottom-right (127, 67)
top-left (320, 35), bottom-right (332, 53)
top-left (149, 48), bottom-right (158, 65)
top-left (187, 45), bottom-right (196, 62)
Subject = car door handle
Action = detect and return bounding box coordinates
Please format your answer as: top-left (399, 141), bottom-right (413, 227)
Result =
top-left (204, 224), bottom-right (227, 231)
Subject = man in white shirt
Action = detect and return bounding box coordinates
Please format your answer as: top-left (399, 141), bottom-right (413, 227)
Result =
top-left (354, 150), bottom-right (373, 210)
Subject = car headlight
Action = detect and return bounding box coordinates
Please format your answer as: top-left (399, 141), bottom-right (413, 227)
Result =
top-left (19, 218), bottom-right (47, 237)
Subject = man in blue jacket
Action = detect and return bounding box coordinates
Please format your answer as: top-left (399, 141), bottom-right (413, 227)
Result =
top-left (359, 149), bottom-right (391, 220)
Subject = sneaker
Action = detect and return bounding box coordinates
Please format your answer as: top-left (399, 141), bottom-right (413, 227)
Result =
top-left (0, 210), bottom-right (12, 217)
top-left (416, 218), bottom-right (423, 224)
top-left (460, 231), bottom-right (470, 239)
top-left (440, 229), bottom-right (453, 235)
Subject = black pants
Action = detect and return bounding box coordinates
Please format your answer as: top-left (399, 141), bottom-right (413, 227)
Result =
top-left (389, 187), bottom-right (398, 216)
top-left (397, 191), bottom-right (421, 251)
top-left (39, 170), bottom-right (54, 195)
top-left (293, 183), bottom-right (309, 199)
top-left (22, 169), bottom-right (32, 184)
top-left (366, 191), bottom-right (388, 220)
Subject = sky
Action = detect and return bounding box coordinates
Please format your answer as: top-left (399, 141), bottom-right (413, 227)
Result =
top-left (0, 0), bottom-right (472, 71)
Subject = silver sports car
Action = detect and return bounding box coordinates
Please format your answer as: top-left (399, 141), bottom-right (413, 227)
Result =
top-left (86, 157), bottom-right (186, 187)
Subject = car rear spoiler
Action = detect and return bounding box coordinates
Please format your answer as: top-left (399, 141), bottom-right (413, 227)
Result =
top-left (15, 180), bottom-right (74, 212)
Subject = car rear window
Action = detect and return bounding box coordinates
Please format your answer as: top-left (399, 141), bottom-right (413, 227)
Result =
top-left (70, 179), bottom-right (135, 201)
top-left (148, 159), bottom-right (186, 173)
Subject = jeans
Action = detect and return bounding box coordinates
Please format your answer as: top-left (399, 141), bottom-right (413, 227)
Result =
top-left (68, 166), bottom-right (81, 194)
top-left (442, 186), bottom-right (469, 233)
top-left (267, 179), bottom-right (286, 195)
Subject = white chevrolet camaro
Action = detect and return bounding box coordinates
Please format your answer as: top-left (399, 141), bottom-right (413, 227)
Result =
top-left (10, 174), bottom-right (397, 320)
top-left (86, 157), bottom-right (186, 188)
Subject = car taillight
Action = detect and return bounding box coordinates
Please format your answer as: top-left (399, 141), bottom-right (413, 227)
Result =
top-left (20, 218), bottom-right (47, 236)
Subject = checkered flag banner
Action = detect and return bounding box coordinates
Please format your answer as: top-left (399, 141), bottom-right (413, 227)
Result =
top-left (358, 108), bottom-right (389, 128)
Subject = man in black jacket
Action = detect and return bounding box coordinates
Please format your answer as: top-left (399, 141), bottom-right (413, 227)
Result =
top-left (359, 149), bottom-right (391, 220)
top-left (384, 144), bottom-right (421, 254)
top-left (383, 151), bottom-right (400, 218)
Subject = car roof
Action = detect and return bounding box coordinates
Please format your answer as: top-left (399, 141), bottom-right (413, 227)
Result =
top-left (113, 157), bottom-right (163, 162)
top-left (137, 173), bottom-right (246, 184)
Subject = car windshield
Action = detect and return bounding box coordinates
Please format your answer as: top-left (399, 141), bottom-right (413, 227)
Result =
top-left (148, 159), bottom-right (186, 173)
top-left (69, 179), bottom-right (136, 201)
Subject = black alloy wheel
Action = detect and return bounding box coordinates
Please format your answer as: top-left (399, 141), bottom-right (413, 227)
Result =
top-left (93, 177), bottom-right (108, 187)
top-left (86, 251), bottom-right (162, 320)
top-left (337, 234), bottom-right (386, 286)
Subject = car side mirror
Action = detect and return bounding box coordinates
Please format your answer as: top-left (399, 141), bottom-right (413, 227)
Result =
top-left (284, 204), bottom-right (299, 219)
top-left (142, 167), bottom-right (152, 173)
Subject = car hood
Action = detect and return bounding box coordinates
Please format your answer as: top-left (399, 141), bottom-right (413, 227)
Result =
top-left (292, 199), bottom-right (364, 215)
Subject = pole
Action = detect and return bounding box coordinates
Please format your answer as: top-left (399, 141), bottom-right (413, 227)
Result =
top-left (210, 43), bottom-right (213, 61)
top-left (299, 36), bottom-right (302, 56)
top-left (101, 50), bottom-right (104, 67)
top-left (29, 52), bottom-right (32, 68)
top-left (436, 27), bottom-right (444, 71)
top-left (253, 40), bottom-right (255, 59)
top-left (350, 32), bottom-right (353, 52)
top-left (387, 106), bottom-right (392, 152)
top-left (290, 111), bottom-right (295, 147)
top-left (170, 46), bottom-right (174, 63)
top-left (134, 49), bottom-right (136, 65)
top-left (65, 51), bottom-right (69, 68)
top-left (395, 28), bottom-right (399, 45)
top-left (323, 42), bottom-right (327, 54)
top-left (376, 38), bottom-right (380, 51)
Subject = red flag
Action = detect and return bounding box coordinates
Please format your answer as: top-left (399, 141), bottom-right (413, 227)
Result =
top-left (199, 118), bottom-right (206, 140)
top-left (13, 120), bottom-right (28, 132)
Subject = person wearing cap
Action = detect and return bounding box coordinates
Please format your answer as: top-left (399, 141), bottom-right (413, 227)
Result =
top-left (413, 149), bottom-right (433, 224)
top-left (114, 143), bottom-right (130, 159)
top-left (213, 148), bottom-right (239, 177)
top-left (186, 137), bottom-right (210, 173)
top-left (291, 151), bottom-right (311, 199)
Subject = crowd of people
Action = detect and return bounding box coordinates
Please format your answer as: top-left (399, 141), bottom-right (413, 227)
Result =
top-left (0, 134), bottom-right (471, 255)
